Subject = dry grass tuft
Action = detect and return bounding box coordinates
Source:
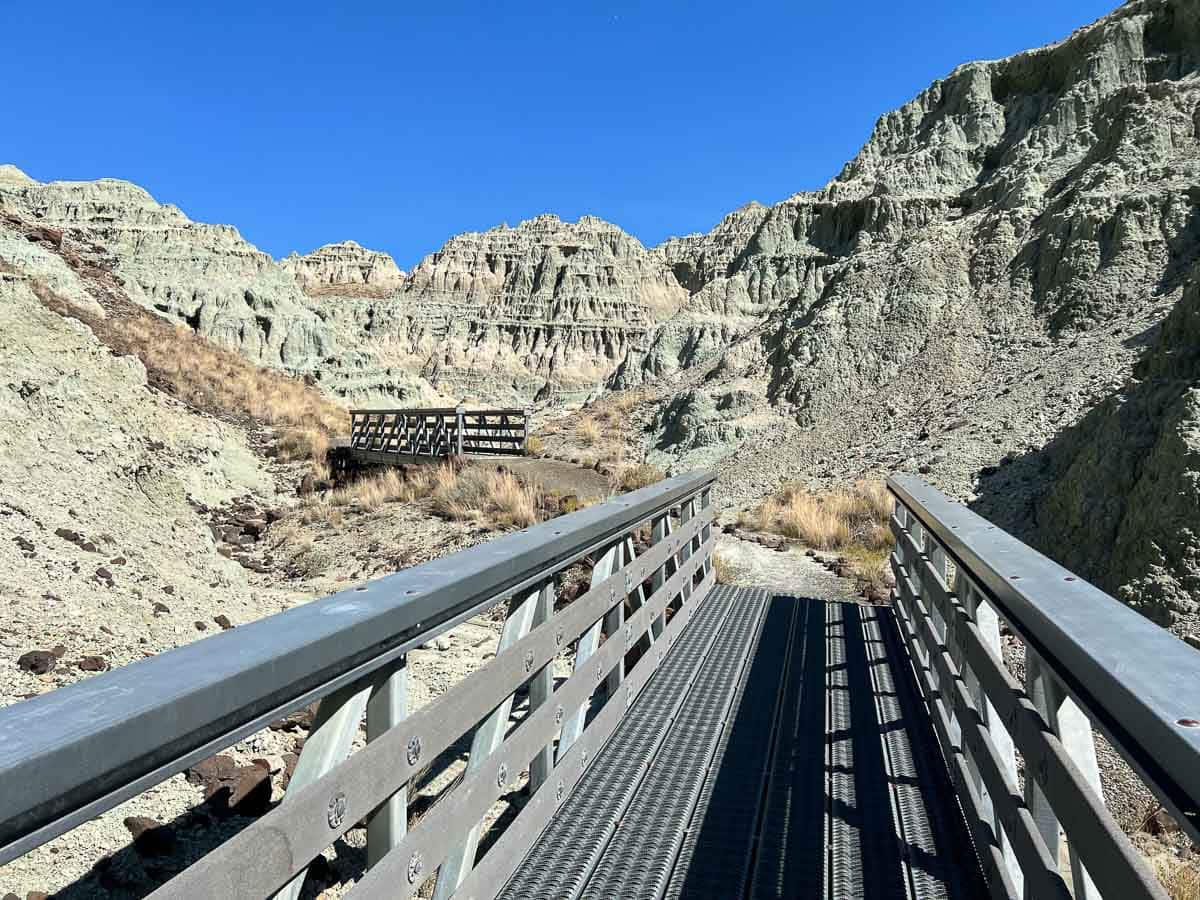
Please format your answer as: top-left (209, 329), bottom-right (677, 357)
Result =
top-left (431, 467), bottom-right (542, 528)
top-left (1162, 860), bottom-right (1200, 900)
top-left (29, 278), bottom-right (347, 460)
top-left (316, 463), bottom-right (548, 531)
top-left (576, 417), bottom-right (602, 446)
top-left (119, 315), bottom-right (346, 434)
top-left (613, 464), bottom-right (666, 493)
top-left (743, 480), bottom-right (895, 593)
top-left (745, 480), bottom-right (893, 552)
top-left (713, 553), bottom-right (735, 585)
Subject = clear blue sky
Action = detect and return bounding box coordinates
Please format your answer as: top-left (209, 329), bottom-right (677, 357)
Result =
top-left (5, 1), bottom-right (1116, 267)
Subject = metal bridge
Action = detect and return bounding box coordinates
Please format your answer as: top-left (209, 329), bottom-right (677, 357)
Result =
top-left (0, 472), bottom-right (1197, 899)
top-left (338, 407), bottom-right (531, 469)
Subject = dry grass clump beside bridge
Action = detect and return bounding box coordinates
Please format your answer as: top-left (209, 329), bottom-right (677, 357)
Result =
top-left (309, 463), bottom-right (562, 530)
top-left (741, 480), bottom-right (895, 593)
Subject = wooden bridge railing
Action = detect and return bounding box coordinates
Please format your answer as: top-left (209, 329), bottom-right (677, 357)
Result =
top-left (349, 407), bottom-right (529, 458)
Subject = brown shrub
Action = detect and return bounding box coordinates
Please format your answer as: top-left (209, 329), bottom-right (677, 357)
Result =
top-left (277, 426), bottom-right (331, 463)
top-left (713, 553), bottom-right (735, 585)
top-left (576, 417), bottom-right (601, 446)
top-left (431, 467), bottom-right (543, 528)
top-left (743, 480), bottom-right (895, 593)
top-left (614, 464), bottom-right (666, 493)
top-left (745, 480), bottom-right (893, 551)
top-left (1162, 860), bottom-right (1200, 900)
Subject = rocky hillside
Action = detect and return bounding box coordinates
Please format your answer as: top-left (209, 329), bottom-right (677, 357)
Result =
top-left (0, 166), bottom-right (445, 409)
top-left (1, 1), bottom-right (1196, 629)
top-left (1024, 263), bottom-right (1200, 637)
top-left (307, 214), bottom-right (688, 403)
top-left (280, 239), bottom-right (406, 297)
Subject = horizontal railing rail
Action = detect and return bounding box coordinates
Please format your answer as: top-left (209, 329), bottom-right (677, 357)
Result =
top-left (348, 407), bottom-right (530, 459)
top-left (888, 474), bottom-right (1199, 900)
top-left (0, 469), bottom-right (715, 877)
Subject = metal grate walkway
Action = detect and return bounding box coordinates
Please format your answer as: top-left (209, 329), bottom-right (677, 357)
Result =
top-left (499, 586), bottom-right (986, 900)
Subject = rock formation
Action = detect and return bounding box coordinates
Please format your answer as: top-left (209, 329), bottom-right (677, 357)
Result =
top-left (0, 173), bottom-right (334, 370)
top-left (2, 1), bottom-right (1197, 627)
top-left (1030, 265), bottom-right (1200, 633)
top-left (281, 240), bottom-right (406, 297)
top-left (315, 214), bottom-right (688, 403)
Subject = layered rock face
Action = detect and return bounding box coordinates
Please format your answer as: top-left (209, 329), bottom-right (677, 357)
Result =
top-left (1031, 267), bottom-right (1200, 632)
top-left (632, 0), bottom-right (1200, 467)
top-left (0, 173), bottom-right (447, 407)
top-left (280, 240), bottom-right (406, 297)
top-left (613, 0), bottom-right (1200, 630)
top-left (0, 173), bottom-right (334, 371)
top-left (312, 214), bottom-right (688, 403)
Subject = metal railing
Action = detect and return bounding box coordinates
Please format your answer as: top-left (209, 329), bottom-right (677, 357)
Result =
top-left (0, 470), bottom-right (715, 898)
top-left (349, 407), bottom-right (530, 459)
top-left (888, 474), bottom-right (1200, 900)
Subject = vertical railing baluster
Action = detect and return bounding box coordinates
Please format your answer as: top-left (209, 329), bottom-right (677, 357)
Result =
top-left (1024, 649), bottom-right (1103, 900)
top-left (557, 540), bottom-right (622, 760)
top-left (678, 497), bottom-right (699, 604)
top-left (527, 580), bottom-right (558, 793)
top-left (366, 657), bottom-right (408, 869)
top-left (273, 654), bottom-right (406, 900)
top-left (433, 585), bottom-right (542, 900)
top-left (649, 513), bottom-right (673, 641)
top-left (958, 574), bottom-right (1024, 895)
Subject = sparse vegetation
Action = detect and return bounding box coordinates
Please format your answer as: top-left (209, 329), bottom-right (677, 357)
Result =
top-left (531, 389), bottom-right (646, 471)
top-left (1161, 859), bottom-right (1200, 900)
top-left (745, 480), bottom-right (892, 551)
top-left (743, 480), bottom-right (894, 592)
top-left (614, 463), bottom-right (665, 493)
top-left (30, 278), bottom-right (347, 462)
top-left (713, 553), bottom-right (734, 585)
top-left (576, 417), bottom-right (602, 446)
top-left (431, 467), bottom-right (543, 528)
top-left (526, 434), bottom-right (545, 456)
top-left (310, 462), bottom-right (554, 531)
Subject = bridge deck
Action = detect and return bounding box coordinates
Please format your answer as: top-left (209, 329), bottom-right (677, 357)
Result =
top-left (500, 585), bottom-right (986, 900)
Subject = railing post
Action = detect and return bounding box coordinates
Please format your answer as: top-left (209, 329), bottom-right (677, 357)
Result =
top-left (958, 574), bottom-right (1023, 895)
top-left (522, 407), bottom-right (530, 455)
top-left (527, 581), bottom-right (558, 792)
top-left (1024, 649), bottom-right (1103, 900)
top-left (455, 405), bottom-right (465, 456)
top-left (648, 513), bottom-right (673, 641)
top-left (557, 540), bottom-right (622, 760)
top-left (366, 656), bottom-right (408, 870)
top-left (272, 662), bottom-right (395, 900)
top-left (432, 585), bottom-right (541, 900)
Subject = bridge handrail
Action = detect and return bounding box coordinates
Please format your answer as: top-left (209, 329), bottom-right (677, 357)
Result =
top-left (888, 474), bottom-right (1198, 900)
top-left (348, 407), bottom-right (530, 457)
top-left (0, 469), bottom-right (715, 870)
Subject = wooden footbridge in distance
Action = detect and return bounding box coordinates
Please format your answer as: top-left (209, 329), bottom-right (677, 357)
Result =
top-left (331, 406), bottom-right (531, 472)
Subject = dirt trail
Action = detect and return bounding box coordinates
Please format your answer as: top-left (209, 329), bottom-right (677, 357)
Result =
top-left (715, 533), bottom-right (859, 600)
top-left (474, 457), bottom-right (612, 499)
